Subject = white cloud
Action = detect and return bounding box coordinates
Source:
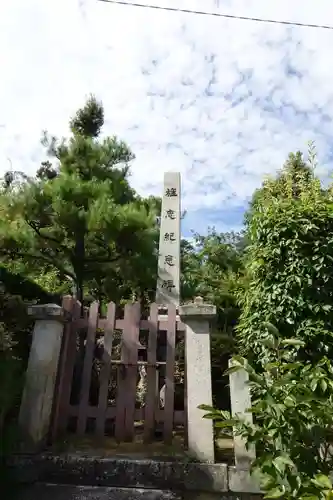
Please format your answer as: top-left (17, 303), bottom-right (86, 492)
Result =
top-left (0, 0), bottom-right (333, 235)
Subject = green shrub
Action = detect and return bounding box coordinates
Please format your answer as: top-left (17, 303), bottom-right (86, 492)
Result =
top-left (201, 325), bottom-right (333, 499)
top-left (0, 292), bottom-right (33, 458)
top-left (237, 150), bottom-right (333, 366)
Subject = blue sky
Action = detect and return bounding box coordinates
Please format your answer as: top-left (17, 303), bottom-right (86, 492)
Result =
top-left (1, 0), bottom-right (333, 238)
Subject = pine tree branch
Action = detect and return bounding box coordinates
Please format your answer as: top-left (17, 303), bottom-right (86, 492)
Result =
top-left (89, 235), bottom-right (122, 263)
top-left (0, 249), bottom-right (76, 281)
top-left (26, 220), bottom-right (70, 254)
top-left (85, 254), bottom-right (120, 263)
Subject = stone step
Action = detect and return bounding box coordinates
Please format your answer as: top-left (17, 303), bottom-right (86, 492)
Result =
top-left (8, 453), bottom-right (261, 497)
top-left (9, 453), bottom-right (228, 492)
top-left (14, 483), bottom-right (182, 500)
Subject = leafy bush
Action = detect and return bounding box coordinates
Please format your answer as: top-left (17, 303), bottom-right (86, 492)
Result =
top-left (0, 292), bottom-right (33, 458)
top-left (0, 325), bottom-right (22, 456)
top-left (201, 325), bottom-right (333, 499)
top-left (237, 150), bottom-right (333, 366)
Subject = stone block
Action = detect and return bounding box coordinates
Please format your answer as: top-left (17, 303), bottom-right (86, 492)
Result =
top-left (228, 467), bottom-right (261, 494)
top-left (27, 303), bottom-right (68, 321)
top-left (179, 297), bottom-right (216, 320)
top-left (19, 306), bottom-right (65, 449)
top-left (228, 360), bottom-right (255, 467)
top-left (180, 297), bottom-right (216, 463)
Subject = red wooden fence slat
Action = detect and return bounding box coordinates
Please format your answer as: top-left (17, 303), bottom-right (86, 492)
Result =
top-left (163, 304), bottom-right (177, 444)
top-left (96, 301), bottom-right (116, 437)
top-left (124, 302), bottom-right (141, 441)
top-left (51, 296), bottom-right (74, 440)
top-left (114, 365), bottom-right (125, 440)
top-left (77, 301), bottom-right (99, 435)
top-left (143, 302), bottom-right (159, 443)
top-left (114, 304), bottom-right (131, 441)
top-left (54, 298), bottom-right (81, 437)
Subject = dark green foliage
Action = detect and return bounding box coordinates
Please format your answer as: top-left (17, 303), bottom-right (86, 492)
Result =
top-left (245, 151), bottom-right (314, 227)
top-left (201, 329), bottom-right (333, 499)
top-left (3, 171), bottom-right (14, 189)
top-left (0, 266), bottom-right (60, 303)
top-left (200, 145), bottom-right (333, 498)
top-left (180, 229), bottom-right (246, 408)
top-left (70, 95), bottom-right (104, 138)
top-left (181, 229), bottom-right (245, 329)
top-left (36, 160), bottom-right (58, 180)
top-left (0, 292), bottom-right (34, 459)
top-left (0, 96), bottom-right (159, 304)
top-left (0, 265), bottom-right (59, 464)
top-left (237, 148), bottom-right (333, 365)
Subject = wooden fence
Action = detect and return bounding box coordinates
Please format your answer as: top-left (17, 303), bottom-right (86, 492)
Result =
top-left (52, 297), bottom-right (186, 444)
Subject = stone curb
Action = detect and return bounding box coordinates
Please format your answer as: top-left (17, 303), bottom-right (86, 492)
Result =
top-left (8, 454), bottom-right (261, 495)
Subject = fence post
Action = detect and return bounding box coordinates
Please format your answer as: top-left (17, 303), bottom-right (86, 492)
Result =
top-left (179, 297), bottom-right (216, 463)
top-left (228, 358), bottom-right (256, 467)
top-left (18, 303), bottom-right (67, 450)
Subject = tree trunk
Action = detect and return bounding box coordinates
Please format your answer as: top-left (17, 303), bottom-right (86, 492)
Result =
top-left (73, 229), bottom-right (85, 313)
top-left (76, 274), bottom-right (84, 305)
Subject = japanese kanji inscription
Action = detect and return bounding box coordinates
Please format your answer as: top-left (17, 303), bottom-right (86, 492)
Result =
top-left (156, 172), bottom-right (180, 306)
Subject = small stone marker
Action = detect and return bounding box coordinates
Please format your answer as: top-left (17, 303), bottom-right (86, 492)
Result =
top-left (228, 358), bottom-right (256, 467)
top-left (156, 172), bottom-right (181, 307)
top-left (19, 304), bottom-right (66, 450)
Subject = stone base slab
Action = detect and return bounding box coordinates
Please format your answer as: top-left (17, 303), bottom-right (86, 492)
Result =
top-left (8, 454), bottom-right (262, 496)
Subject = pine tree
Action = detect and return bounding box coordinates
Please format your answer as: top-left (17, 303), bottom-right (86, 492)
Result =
top-left (0, 96), bottom-right (159, 303)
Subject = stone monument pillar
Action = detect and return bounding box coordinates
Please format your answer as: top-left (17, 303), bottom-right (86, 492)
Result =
top-left (156, 172), bottom-right (181, 307)
top-left (155, 172), bottom-right (181, 409)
